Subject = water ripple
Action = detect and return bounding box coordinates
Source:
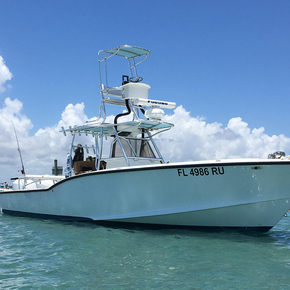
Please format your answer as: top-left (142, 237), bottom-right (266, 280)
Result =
top-left (0, 215), bottom-right (290, 289)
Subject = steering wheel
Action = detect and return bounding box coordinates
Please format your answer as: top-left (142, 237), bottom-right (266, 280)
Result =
top-left (129, 76), bottom-right (143, 83)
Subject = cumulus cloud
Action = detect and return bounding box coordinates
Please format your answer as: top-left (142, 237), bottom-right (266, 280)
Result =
top-left (157, 105), bottom-right (290, 162)
top-left (0, 56), bottom-right (12, 93)
top-left (1, 99), bottom-right (290, 185)
top-left (0, 98), bottom-right (89, 183)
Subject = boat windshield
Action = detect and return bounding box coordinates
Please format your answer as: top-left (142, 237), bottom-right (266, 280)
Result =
top-left (111, 138), bottom-right (156, 158)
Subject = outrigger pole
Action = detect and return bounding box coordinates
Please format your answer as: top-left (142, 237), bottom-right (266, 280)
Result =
top-left (13, 123), bottom-right (25, 175)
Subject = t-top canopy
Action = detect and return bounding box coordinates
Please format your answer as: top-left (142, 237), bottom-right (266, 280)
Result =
top-left (61, 120), bottom-right (173, 137)
top-left (101, 45), bottom-right (151, 59)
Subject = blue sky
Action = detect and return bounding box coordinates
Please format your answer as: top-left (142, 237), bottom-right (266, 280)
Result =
top-left (1, 0), bottom-right (290, 181)
top-left (1, 0), bottom-right (290, 135)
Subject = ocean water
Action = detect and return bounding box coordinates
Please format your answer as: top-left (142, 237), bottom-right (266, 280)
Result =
top-left (0, 214), bottom-right (290, 289)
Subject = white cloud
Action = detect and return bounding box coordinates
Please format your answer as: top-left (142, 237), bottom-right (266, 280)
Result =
top-left (0, 99), bottom-right (89, 183)
top-left (157, 106), bottom-right (290, 162)
top-left (1, 100), bottom-right (290, 185)
top-left (0, 56), bottom-right (12, 93)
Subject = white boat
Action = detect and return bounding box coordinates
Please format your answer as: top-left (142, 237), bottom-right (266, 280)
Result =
top-left (1, 45), bottom-right (290, 232)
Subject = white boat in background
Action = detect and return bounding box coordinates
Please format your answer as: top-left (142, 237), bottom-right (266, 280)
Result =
top-left (1, 45), bottom-right (290, 232)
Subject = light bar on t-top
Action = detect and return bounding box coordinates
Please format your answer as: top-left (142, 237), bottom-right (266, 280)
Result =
top-left (131, 98), bottom-right (176, 109)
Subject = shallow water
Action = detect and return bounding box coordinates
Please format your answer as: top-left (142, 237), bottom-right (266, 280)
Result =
top-left (0, 214), bottom-right (290, 289)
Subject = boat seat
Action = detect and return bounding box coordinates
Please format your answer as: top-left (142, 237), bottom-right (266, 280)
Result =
top-left (73, 161), bottom-right (96, 175)
top-left (100, 85), bottom-right (122, 98)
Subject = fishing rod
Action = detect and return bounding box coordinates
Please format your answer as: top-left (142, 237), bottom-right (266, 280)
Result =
top-left (13, 123), bottom-right (26, 175)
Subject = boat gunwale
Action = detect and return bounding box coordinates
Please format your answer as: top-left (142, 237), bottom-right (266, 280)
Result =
top-left (2, 159), bottom-right (290, 195)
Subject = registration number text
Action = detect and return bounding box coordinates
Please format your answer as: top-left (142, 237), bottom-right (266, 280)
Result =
top-left (177, 167), bottom-right (225, 177)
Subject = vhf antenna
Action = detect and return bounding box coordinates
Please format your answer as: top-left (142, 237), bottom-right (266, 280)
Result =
top-left (13, 123), bottom-right (25, 175)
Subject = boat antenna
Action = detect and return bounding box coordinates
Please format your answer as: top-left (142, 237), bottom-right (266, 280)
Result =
top-left (13, 123), bottom-right (26, 175)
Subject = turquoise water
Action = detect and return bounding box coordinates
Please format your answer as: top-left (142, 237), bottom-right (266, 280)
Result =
top-left (0, 214), bottom-right (290, 289)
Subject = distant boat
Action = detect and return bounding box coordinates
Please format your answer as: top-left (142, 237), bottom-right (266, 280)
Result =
top-left (0, 45), bottom-right (290, 232)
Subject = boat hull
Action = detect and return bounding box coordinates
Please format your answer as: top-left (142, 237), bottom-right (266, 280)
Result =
top-left (1, 160), bottom-right (290, 231)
